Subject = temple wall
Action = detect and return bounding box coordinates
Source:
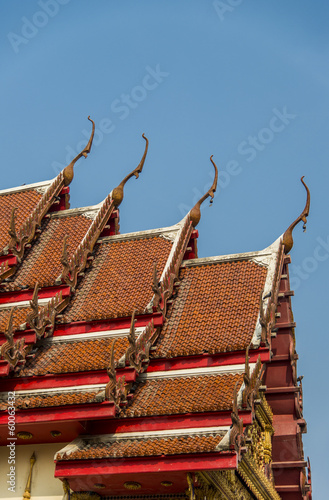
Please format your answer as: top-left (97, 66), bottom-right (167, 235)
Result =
top-left (0, 442), bottom-right (65, 500)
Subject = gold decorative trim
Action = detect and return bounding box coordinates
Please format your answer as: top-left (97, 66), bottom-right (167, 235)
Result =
top-left (238, 453), bottom-right (281, 500)
top-left (22, 452), bottom-right (36, 500)
top-left (124, 481), bottom-right (142, 490)
top-left (17, 431), bottom-right (33, 440)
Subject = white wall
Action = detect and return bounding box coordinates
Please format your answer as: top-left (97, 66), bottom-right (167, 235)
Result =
top-left (0, 442), bottom-right (66, 500)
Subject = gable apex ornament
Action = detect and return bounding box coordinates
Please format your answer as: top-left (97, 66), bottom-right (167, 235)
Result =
top-left (189, 155), bottom-right (218, 228)
top-left (282, 176), bottom-right (310, 254)
top-left (5, 117), bottom-right (95, 264)
top-left (112, 134), bottom-right (149, 207)
top-left (63, 116), bottom-right (95, 186)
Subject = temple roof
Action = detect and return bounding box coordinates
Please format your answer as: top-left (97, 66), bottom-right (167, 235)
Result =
top-left (55, 430), bottom-right (226, 460)
top-left (0, 134), bottom-right (312, 499)
top-left (64, 234), bottom-right (173, 322)
top-left (121, 372), bottom-right (244, 418)
top-left (0, 180), bottom-right (50, 249)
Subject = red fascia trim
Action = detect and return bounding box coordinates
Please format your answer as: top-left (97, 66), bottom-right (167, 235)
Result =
top-left (147, 347), bottom-right (270, 373)
top-left (3, 347), bottom-right (269, 391)
top-left (0, 254), bottom-right (17, 267)
top-left (55, 452), bottom-right (237, 477)
top-left (49, 186), bottom-right (70, 213)
top-left (1, 367), bottom-right (137, 392)
top-left (0, 402), bottom-right (116, 425)
top-left (0, 361), bottom-right (10, 376)
top-left (3, 348), bottom-right (269, 392)
top-left (0, 285), bottom-right (71, 305)
top-left (52, 313), bottom-right (163, 338)
top-left (95, 410), bottom-right (252, 434)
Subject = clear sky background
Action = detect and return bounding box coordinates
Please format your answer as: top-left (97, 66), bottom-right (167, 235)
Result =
top-left (1, 0), bottom-right (328, 496)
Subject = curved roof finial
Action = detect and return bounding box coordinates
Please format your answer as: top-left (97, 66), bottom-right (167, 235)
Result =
top-left (63, 116), bottom-right (95, 187)
top-left (112, 134), bottom-right (149, 208)
top-left (282, 176), bottom-right (310, 254)
top-left (189, 155), bottom-right (218, 228)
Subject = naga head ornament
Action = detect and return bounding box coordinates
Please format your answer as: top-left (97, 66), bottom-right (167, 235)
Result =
top-left (282, 176), bottom-right (310, 254)
top-left (189, 155), bottom-right (218, 228)
top-left (112, 134), bottom-right (149, 207)
top-left (63, 116), bottom-right (95, 186)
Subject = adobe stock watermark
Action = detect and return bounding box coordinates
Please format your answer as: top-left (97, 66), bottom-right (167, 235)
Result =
top-left (7, 0), bottom-right (71, 54)
top-left (213, 0), bottom-right (244, 22)
top-left (7, 392), bottom-right (16, 493)
top-left (289, 235), bottom-right (329, 291)
top-left (51, 64), bottom-right (169, 175)
top-left (178, 106), bottom-right (296, 216)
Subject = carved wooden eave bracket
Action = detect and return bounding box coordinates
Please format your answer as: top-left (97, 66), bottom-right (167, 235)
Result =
top-left (0, 308), bottom-right (33, 372)
top-left (229, 381), bottom-right (246, 461)
top-left (111, 134), bottom-right (148, 208)
top-left (282, 176), bottom-right (310, 254)
top-left (243, 348), bottom-right (265, 413)
top-left (124, 310), bottom-right (158, 373)
top-left (60, 134), bottom-right (148, 291)
top-left (189, 155), bottom-right (218, 228)
top-left (3, 117), bottom-right (95, 268)
top-left (101, 312), bottom-right (158, 411)
top-left (103, 340), bottom-right (128, 409)
top-left (0, 254), bottom-right (17, 284)
top-left (26, 282), bottom-right (69, 339)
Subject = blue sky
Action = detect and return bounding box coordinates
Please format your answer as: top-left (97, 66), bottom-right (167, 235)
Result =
top-left (1, 1), bottom-right (328, 495)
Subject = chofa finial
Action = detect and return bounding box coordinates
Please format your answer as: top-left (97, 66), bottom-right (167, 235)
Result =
top-left (189, 155), bottom-right (218, 228)
top-left (63, 116), bottom-right (95, 187)
top-left (282, 176), bottom-right (310, 254)
top-left (112, 134), bottom-right (149, 207)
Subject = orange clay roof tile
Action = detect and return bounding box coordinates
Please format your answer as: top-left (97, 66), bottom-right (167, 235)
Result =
top-left (154, 261), bottom-right (267, 358)
top-left (0, 307), bottom-right (32, 332)
top-left (122, 373), bottom-right (244, 417)
top-left (7, 391), bottom-right (100, 410)
top-left (0, 189), bottom-right (42, 250)
top-left (64, 237), bottom-right (172, 322)
top-left (7, 214), bottom-right (92, 290)
top-left (57, 434), bottom-right (223, 460)
top-left (18, 336), bottom-right (128, 376)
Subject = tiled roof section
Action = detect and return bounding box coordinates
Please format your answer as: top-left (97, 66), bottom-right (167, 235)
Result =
top-left (0, 391), bottom-right (100, 410)
top-left (0, 189), bottom-right (42, 250)
top-left (8, 214), bottom-right (92, 290)
top-left (0, 307), bottom-right (32, 332)
top-left (122, 373), bottom-right (243, 417)
top-left (64, 237), bottom-right (172, 322)
top-left (57, 434), bottom-right (223, 460)
top-left (18, 336), bottom-right (128, 376)
top-left (155, 260), bottom-right (267, 358)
